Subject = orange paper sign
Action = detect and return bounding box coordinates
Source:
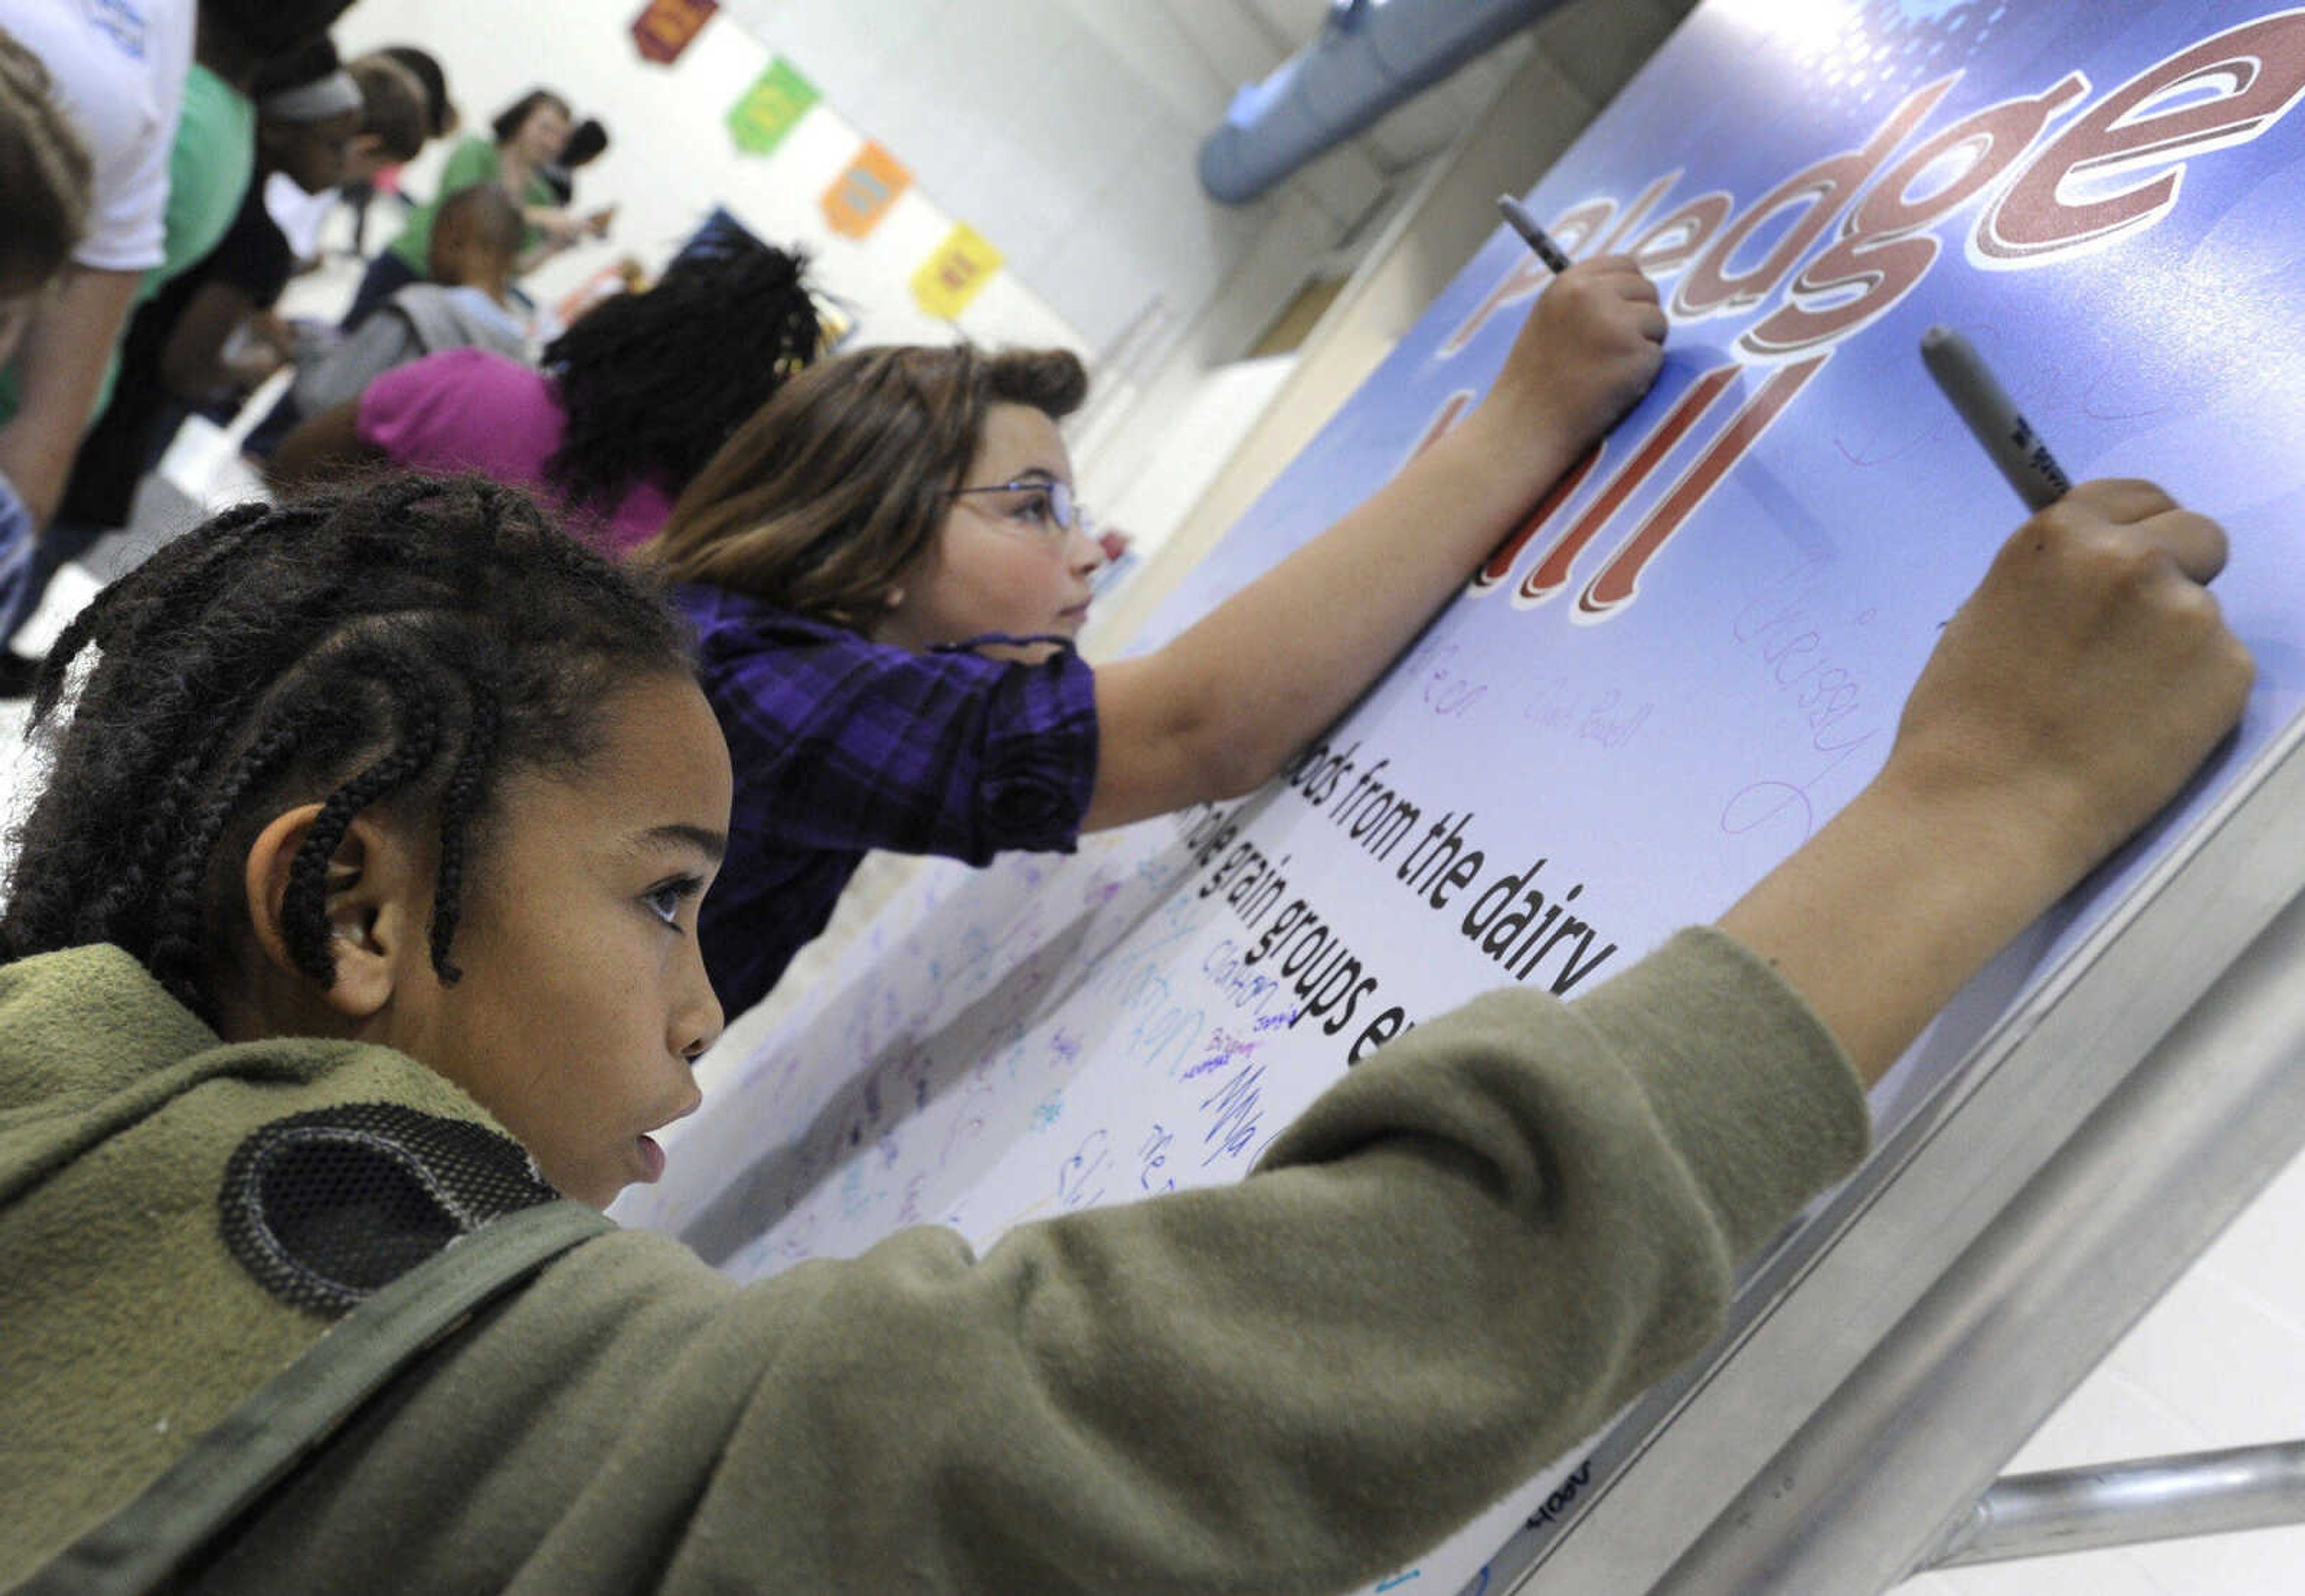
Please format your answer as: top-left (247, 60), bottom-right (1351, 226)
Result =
top-left (822, 142), bottom-right (911, 239)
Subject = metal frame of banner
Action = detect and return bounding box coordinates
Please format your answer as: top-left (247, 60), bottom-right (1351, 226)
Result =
top-left (1485, 719), bottom-right (2305, 1595)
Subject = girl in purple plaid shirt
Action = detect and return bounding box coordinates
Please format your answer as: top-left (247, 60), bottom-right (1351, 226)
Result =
top-left (645, 257), bottom-right (1683, 1016)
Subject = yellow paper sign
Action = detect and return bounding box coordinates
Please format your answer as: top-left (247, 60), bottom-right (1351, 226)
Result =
top-left (911, 223), bottom-right (1003, 320)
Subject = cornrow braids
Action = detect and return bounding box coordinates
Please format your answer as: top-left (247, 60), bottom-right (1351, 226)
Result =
top-left (276, 652), bottom-right (445, 983)
top-left (142, 707), bottom-right (320, 1011)
top-left (429, 690), bottom-right (499, 983)
top-left (1, 475), bottom-right (692, 1025)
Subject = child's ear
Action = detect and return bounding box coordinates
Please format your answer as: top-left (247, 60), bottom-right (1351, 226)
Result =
top-left (342, 136), bottom-right (390, 185)
top-left (242, 805), bottom-right (433, 1020)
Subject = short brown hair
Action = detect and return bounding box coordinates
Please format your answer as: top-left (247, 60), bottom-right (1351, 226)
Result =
top-left (637, 345), bottom-right (1089, 632)
top-left (432, 181), bottom-right (523, 263)
top-left (349, 53), bottom-right (429, 163)
top-left (0, 26), bottom-right (94, 291)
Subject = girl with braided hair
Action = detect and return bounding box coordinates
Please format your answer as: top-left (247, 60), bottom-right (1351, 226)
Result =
top-left (0, 467), bottom-right (2254, 1594)
top-left (1, 472), bottom-right (719, 1201)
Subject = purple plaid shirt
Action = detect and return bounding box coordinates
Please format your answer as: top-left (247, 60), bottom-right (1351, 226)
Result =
top-left (678, 584), bottom-right (1100, 1014)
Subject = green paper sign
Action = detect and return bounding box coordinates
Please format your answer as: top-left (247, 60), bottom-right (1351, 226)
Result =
top-left (727, 58), bottom-right (819, 155)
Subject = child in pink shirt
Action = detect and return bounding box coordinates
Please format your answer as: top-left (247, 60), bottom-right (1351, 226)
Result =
top-left (270, 227), bottom-right (820, 556)
top-left (354, 347), bottom-right (664, 555)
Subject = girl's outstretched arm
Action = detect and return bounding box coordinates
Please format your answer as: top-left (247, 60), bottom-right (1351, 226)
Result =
top-left (0, 267), bottom-right (141, 528)
top-left (1084, 256), bottom-right (1667, 830)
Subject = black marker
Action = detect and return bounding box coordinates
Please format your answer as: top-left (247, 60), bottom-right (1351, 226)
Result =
top-left (1920, 325), bottom-right (2071, 510)
top-left (1497, 194), bottom-right (1571, 274)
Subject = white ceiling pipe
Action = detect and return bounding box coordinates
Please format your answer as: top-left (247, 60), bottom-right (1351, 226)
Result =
top-left (1198, 0), bottom-right (1573, 203)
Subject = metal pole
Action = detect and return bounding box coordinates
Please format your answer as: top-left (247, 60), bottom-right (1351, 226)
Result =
top-left (1929, 1442), bottom-right (2305, 1570)
top-left (1626, 872), bottom-right (2305, 1595)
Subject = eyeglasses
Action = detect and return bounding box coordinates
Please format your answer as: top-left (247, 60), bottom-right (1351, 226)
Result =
top-left (950, 477), bottom-right (1092, 544)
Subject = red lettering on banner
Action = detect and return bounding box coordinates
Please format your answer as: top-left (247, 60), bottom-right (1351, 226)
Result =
top-left (1746, 73), bottom-right (2088, 354)
top-left (1592, 171), bottom-right (1681, 254)
top-left (1675, 76), bottom-right (1956, 322)
top-left (1473, 445), bottom-right (1603, 592)
top-left (1517, 364), bottom-right (1740, 604)
top-left (1627, 191), bottom-right (1734, 276)
top-left (1577, 355), bottom-right (1830, 618)
top-left (1438, 259), bottom-right (1549, 360)
top-left (1548, 195), bottom-right (1621, 256)
top-left (1431, 13), bottom-right (2305, 625)
top-left (1436, 176), bottom-right (1674, 360)
top-left (1981, 10), bottom-right (2305, 262)
top-left (1407, 391), bottom-right (1475, 462)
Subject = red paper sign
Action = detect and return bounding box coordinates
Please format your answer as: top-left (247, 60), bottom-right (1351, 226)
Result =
top-left (631, 0), bottom-right (718, 65)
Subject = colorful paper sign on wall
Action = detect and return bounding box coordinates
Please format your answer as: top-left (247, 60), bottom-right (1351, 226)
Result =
top-left (910, 223), bottom-right (1002, 319)
top-left (822, 142), bottom-right (911, 239)
top-left (726, 58), bottom-right (818, 156)
top-left (629, 0), bottom-right (717, 65)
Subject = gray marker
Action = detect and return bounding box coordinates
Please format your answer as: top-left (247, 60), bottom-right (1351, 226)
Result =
top-left (1498, 193), bottom-right (1571, 273)
top-left (1921, 325), bottom-right (2071, 510)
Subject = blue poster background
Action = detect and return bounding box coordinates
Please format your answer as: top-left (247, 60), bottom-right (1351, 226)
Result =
top-left (1145, 0), bottom-right (2305, 960)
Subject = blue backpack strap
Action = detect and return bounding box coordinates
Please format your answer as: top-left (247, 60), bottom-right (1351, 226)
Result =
top-left (16, 1200), bottom-right (613, 1596)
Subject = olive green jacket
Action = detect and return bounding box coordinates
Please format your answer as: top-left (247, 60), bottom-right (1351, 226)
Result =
top-left (1, 930), bottom-right (1866, 1594)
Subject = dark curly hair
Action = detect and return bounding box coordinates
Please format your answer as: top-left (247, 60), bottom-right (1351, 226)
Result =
top-left (200, 0), bottom-right (360, 63)
top-left (540, 227), bottom-right (821, 516)
top-left (562, 116), bottom-right (609, 167)
top-left (373, 45), bottom-right (454, 140)
top-left (0, 475), bottom-right (692, 1023)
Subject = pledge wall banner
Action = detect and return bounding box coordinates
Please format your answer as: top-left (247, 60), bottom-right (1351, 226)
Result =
top-left (1130, 0), bottom-right (2305, 1102)
top-left (627, 5), bottom-right (2305, 1592)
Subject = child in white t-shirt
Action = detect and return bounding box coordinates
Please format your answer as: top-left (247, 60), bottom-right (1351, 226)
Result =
top-left (0, 24), bottom-right (95, 644)
top-left (0, 0), bottom-right (194, 533)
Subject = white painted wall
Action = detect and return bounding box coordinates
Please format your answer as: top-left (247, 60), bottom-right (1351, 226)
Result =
top-left (333, 0), bottom-right (1088, 354)
top-left (711, 0), bottom-right (1528, 364)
